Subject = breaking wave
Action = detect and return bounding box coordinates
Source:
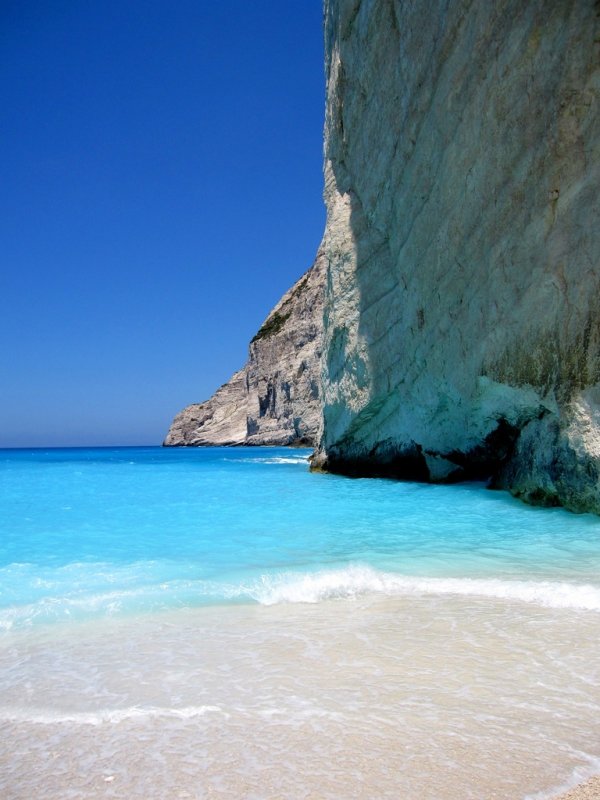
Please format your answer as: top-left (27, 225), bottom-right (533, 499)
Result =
top-left (3, 564), bottom-right (599, 631)
top-left (244, 565), bottom-right (600, 611)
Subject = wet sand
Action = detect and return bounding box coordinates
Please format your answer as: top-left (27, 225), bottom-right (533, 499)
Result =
top-left (1, 596), bottom-right (599, 799)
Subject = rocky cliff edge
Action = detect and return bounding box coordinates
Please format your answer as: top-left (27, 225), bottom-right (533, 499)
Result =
top-left (312, 0), bottom-right (600, 513)
top-left (164, 252), bottom-right (325, 447)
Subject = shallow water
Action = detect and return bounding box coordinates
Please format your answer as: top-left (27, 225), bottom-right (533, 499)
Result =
top-left (1, 446), bottom-right (599, 798)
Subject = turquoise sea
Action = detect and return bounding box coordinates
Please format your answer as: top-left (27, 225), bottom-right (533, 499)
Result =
top-left (1, 446), bottom-right (599, 799)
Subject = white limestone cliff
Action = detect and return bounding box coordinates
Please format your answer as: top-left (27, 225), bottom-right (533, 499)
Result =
top-left (313, 0), bottom-right (600, 513)
top-left (164, 253), bottom-right (324, 447)
top-left (164, 369), bottom-right (248, 447)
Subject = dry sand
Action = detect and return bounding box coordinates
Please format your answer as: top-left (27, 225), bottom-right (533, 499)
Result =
top-left (554, 777), bottom-right (600, 799)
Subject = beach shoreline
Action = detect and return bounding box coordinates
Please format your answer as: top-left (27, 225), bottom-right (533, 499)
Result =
top-left (1, 448), bottom-right (598, 799)
top-left (2, 596), bottom-right (599, 800)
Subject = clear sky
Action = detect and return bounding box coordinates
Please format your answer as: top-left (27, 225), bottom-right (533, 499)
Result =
top-left (1, 1), bottom-right (325, 447)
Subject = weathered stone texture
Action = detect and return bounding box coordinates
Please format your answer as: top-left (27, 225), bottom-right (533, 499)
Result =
top-left (164, 369), bottom-right (248, 447)
top-left (164, 253), bottom-right (324, 447)
top-left (315, 0), bottom-right (600, 512)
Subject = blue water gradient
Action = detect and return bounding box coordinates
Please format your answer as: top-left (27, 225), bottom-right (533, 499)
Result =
top-left (1, 446), bottom-right (599, 627)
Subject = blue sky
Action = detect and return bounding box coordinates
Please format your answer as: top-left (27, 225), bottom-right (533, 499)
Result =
top-left (1, 1), bottom-right (325, 447)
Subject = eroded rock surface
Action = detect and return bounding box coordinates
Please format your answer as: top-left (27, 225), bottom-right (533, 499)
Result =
top-left (314, 0), bottom-right (600, 512)
top-left (164, 253), bottom-right (325, 447)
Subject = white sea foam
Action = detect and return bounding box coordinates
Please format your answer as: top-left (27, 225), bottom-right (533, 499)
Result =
top-left (221, 456), bottom-right (309, 465)
top-left (0, 704), bottom-right (228, 726)
top-left (245, 565), bottom-right (600, 611)
top-left (2, 566), bottom-right (599, 632)
top-left (261, 456), bottom-right (309, 464)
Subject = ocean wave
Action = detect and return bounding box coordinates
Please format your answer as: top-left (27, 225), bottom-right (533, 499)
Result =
top-left (0, 579), bottom-right (221, 631)
top-left (0, 704), bottom-right (227, 726)
top-left (244, 566), bottom-right (600, 611)
top-left (2, 566), bottom-right (599, 631)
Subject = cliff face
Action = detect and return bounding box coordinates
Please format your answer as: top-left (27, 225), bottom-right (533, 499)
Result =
top-left (164, 253), bottom-right (324, 447)
top-left (314, 0), bottom-right (600, 512)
